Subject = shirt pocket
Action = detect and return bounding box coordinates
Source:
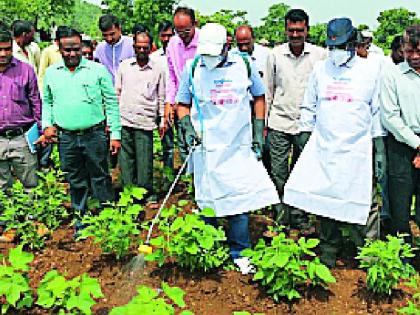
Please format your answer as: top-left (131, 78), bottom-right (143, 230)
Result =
top-left (142, 81), bottom-right (158, 101)
top-left (82, 83), bottom-right (98, 103)
top-left (11, 82), bottom-right (26, 102)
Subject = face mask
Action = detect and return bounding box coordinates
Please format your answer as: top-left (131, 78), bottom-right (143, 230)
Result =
top-left (329, 49), bottom-right (354, 67)
top-left (202, 55), bottom-right (223, 70)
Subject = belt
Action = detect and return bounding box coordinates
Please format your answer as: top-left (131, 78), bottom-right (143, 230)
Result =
top-left (0, 124), bottom-right (32, 139)
top-left (57, 121), bottom-right (105, 136)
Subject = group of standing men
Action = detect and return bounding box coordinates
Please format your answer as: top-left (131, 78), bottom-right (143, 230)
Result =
top-left (1, 6), bottom-right (420, 270)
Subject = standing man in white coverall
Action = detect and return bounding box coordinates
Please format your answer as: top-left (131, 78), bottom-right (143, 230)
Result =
top-left (176, 23), bottom-right (279, 273)
top-left (284, 18), bottom-right (384, 267)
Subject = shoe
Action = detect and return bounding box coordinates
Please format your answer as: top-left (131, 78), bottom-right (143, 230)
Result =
top-left (234, 257), bottom-right (256, 275)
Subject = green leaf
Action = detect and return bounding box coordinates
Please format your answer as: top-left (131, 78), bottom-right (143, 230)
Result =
top-left (8, 246), bottom-right (34, 271)
top-left (179, 311), bottom-right (195, 315)
top-left (178, 200), bottom-right (189, 207)
top-left (200, 208), bottom-right (216, 217)
top-left (315, 264), bottom-right (336, 283)
top-left (161, 282), bottom-right (186, 307)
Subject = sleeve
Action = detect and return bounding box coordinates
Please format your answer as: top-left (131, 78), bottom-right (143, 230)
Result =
top-left (99, 66), bottom-right (121, 140)
top-left (370, 71), bottom-right (386, 138)
top-left (27, 68), bottom-right (42, 128)
top-left (157, 67), bottom-right (166, 123)
top-left (34, 44), bottom-right (41, 73)
top-left (380, 66), bottom-right (420, 149)
top-left (299, 67), bottom-right (318, 132)
top-left (264, 51), bottom-right (275, 108)
top-left (41, 70), bottom-right (54, 129)
top-left (165, 44), bottom-right (177, 104)
top-left (175, 67), bottom-right (192, 105)
top-left (249, 58), bottom-right (266, 97)
top-left (37, 48), bottom-right (49, 92)
top-left (115, 63), bottom-right (123, 103)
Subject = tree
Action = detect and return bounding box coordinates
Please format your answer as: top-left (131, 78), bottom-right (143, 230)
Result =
top-left (0, 0), bottom-right (75, 30)
top-left (70, 0), bottom-right (102, 38)
top-left (255, 3), bottom-right (290, 46)
top-left (308, 23), bottom-right (327, 47)
top-left (374, 8), bottom-right (420, 50)
top-left (197, 9), bottom-right (249, 35)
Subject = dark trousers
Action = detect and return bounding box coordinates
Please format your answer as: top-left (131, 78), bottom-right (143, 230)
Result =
top-left (268, 129), bottom-right (307, 227)
top-left (387, 134), bottom-right (420, 242)
top-left (58, 127), bottom-right (113, 212)
top-left (38, 144), bottom-right (53, 168)
top-left (162, 124), bottom-right (174, 171)
top-left (119, 127), bottom-right (153, 193)
top-left (174, 114), bottom-right (188, 164)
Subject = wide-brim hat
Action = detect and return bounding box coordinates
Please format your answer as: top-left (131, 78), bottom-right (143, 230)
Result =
top-left (326, 18), bottom-right (356, 46)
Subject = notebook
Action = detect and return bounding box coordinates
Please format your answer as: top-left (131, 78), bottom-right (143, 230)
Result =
top-left (25, 123), bottom-right (39, 154)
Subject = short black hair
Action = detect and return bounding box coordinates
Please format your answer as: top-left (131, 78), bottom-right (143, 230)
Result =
top-left (12, 20), bottom-right (33, 37)
top-left (81, 40), bottom-right (93, 49)
top-left (55, 25), bottom-right (70, 41)
top-left (404, 25), bottom-right (420, 48)
top-left (0, 28), bottom-right (12, 44)
top-left (58, 28), bottom-right (82, 47)
top-left (285, 9), bottom-right (310, 31)
top-left (158, 20), bottom-right (173, 33)
top-left (174, 6), bottom-right (195, 23)
top-left (132, 24), bottom-right (153, 47)
top-left (391, 35), bottom-right (403, 51)
top-left (99, 14), bottom-right (120, 32)
top-left (0, 21), bottom-right (9, 31)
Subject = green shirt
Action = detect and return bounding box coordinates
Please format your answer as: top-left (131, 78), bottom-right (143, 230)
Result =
top-left (380, 61), bottom-right (420, 149)
top-left (42, 58), bottom-right (121, 139)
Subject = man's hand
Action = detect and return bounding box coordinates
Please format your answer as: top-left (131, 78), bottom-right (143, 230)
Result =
top-left (36, 127), bottom-right (57, 145)
top-left (413, 154), bottom-right (420, 169)
top-left (110, 139), bottom-right (121, 155)
top-left (164, 103), bottom-right (174, 126)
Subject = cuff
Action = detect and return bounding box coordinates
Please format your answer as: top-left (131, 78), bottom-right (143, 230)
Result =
top-left (111, 130), bottom-right (121, 140)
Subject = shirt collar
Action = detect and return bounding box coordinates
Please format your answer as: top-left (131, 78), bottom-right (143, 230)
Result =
top-left (129, 58), bottom-right (154, 69)
top-left (283, 42), bottom-right (311, 57)
top-left (400, 61), bottom-right (420, 75)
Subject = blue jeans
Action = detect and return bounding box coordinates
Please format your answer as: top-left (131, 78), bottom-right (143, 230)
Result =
top-left (58, 127), bottom-right (113, 213)
top-left (204, 213), bottom-right (250, 259)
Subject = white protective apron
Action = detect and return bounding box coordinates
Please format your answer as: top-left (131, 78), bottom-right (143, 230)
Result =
top-left (284, 60), bottom-right (378, 225)
top-left (189, 54), bottom-right (279, 217)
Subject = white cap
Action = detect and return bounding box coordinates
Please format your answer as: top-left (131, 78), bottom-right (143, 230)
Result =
top-left (361, 30), bottom-right (373, 38)
top-left (197, 23), bottom-right (227, 56)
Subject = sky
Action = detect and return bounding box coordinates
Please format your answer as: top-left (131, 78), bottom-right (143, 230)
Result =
top-left (88, 0), bottom-right (420, 28)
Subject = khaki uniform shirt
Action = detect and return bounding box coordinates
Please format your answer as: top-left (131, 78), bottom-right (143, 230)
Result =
top-left (115, 58), bottom-right (165, 130)
top-left (265, 42), bottom-right (327, 134)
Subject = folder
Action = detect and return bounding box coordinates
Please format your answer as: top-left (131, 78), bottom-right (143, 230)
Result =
top-left (25, 123), bottom-right (39, 154)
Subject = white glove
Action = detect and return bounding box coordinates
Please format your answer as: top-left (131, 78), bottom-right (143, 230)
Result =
top-left (234, 257), bottom-right (255, 275)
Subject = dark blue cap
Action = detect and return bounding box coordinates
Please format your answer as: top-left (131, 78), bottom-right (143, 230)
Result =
top-left (326, 18), bottom-right (356, 46)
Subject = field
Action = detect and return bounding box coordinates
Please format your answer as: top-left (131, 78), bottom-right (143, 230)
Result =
top-left (0, 140), bottom-right (419, 315)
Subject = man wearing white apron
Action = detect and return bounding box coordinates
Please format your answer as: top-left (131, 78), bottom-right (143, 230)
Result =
top-left (175, 23), bottom-right (279, 273)
top-left (284, 18), bottom-right (384, 267)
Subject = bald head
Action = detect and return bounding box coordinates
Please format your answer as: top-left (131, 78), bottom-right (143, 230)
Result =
top-left (235, 25), bottom-right (254, 55)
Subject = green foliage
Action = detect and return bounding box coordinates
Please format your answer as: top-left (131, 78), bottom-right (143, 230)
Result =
top-left (309, 23), bottom-right (327, 47)
top-left (399, 275), bottom-right (420, 314)
top-left (109, 282), bottom-right (193, 315)
top-left (255, 3), bottom-right (290, 46)
top-left (0, 0), bottom-right (75, 29)
top-left (197, 9), bottom-right (249, 34)
top-left (69, 0), bottom-right (102, 38)
top-left (145, 206), bottom-right (230, 272)
top-left (0, 246), bottom-right (34, 314)
top-left (356, 235), bottom-right (416, 296)
top-left (242, 227), bottom-right (335, 301)
top-left (36, 270), bottom-right (103, 315)
top-left (0, 182), bottom-right (48, 250)
top-left (78, 186), bottom-right (146, 259)
top-left (374, 8), bottom-right (420, 51)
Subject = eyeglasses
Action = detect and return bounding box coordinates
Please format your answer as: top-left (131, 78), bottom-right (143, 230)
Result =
top-left (175, 27), bottom-right (193, 37)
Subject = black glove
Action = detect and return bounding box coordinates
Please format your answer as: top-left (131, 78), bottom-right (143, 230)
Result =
top-left (179, 115), bottom-right (201, 148)
top-left (252, 118), bottom-right (264, 160)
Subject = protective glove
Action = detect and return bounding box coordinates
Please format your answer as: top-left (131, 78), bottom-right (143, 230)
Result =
top-left (252, 118), bottom-right (264, 160)
top-left (297, 132), bottom-right (311, 151)
top-left (179, 115), bottom-right (201, 149)
top-left (373, 137), bottom-right (386, 181)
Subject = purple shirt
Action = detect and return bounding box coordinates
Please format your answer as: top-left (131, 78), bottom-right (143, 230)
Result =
top-left (165, 29), bottom-right (199, 104)
top-left (94, 35), bottom-right (135, 83)
top-left (0, 57), bottom-right (41, 132)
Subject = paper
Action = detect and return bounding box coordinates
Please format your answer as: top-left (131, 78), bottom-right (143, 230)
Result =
top-left (25, 123), bottom-right (39, 154)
